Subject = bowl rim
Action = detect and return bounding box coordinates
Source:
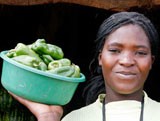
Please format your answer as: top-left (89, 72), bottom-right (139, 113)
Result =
top-left (0, 50), bottom-right (86, 83)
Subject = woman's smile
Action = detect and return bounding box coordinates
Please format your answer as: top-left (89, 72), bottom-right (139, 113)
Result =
top-left (115, 71), bottom-right (137, 80)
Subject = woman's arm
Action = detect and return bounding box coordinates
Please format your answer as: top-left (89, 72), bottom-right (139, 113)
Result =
top-left (9, 92), bottom-right (63, 121)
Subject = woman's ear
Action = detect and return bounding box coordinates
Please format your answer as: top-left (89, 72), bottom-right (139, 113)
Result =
top-left (98, 53), bottom-right (102, 66)
top-left (150, 55), bottom-right (155, 69)
top-left (152, 56), bottom-right (155, 64)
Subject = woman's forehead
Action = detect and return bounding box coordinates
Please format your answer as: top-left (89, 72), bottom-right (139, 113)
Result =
top-left (104, 24), bottom-right (151, 47)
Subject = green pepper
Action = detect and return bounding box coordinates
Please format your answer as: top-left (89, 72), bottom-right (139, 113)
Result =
top-left (47, 63), bottom-right (80, 78)
top-left (71, 64), bottom-right (81, 78)
top-left (41, 54), bottom-right (54, 65)
top-left (48, 61), bottom-right (62, 70)
top-left (15, 43), bottom-right (42, 61)
top-left (12, 55), bottom-right (47, 71)
top-left (6, 43), bottom-right (47, 70)
top-left (46, 66), bottom-right (75, 77)
top-left (6, 49), bottom-right (16, 58)
top-left (31, 39), bottom-right (64, 59)
top-left (37, 62), bottom-right (48, 71)
top-left (7, 43), bottom-right (42, 61)
top-left (48, 58), bottom-right (71, 70)
top-left (6, 39), bottom-right (81, 77)
top-left (12, 55), bottom-right (39, 68)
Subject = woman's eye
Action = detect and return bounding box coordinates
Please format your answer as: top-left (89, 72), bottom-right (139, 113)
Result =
top-left (108, 49), bottom-right (120, 53)
top-left (136, 51), bottom-right (147, 56)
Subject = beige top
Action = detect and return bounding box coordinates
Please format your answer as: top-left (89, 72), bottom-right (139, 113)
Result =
top-left (62, 92), bottom-right (160, 121)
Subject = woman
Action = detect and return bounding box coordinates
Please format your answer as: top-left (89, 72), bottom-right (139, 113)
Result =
top-left (10, 11), bottom-right (160, 121)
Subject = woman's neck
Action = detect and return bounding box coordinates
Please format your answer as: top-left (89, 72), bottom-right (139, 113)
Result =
top-left (105, 88), bottom-right (144, 104)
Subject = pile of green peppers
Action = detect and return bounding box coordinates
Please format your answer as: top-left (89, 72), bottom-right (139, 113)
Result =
top-left (6, 39), bottom-right (81, 78)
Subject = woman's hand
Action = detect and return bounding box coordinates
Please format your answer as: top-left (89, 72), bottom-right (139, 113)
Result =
top-left (9, 92), bottom-right (63, 121)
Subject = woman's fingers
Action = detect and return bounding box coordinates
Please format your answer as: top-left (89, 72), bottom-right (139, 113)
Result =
top-left (9, 91), bottom-right (30, 105)
top-left (8, 91), bottom-right (63, 120)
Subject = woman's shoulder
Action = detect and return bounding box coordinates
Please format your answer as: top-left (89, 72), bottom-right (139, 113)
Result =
top-left (62, 94), bottom-right (104, 121)
top-left (147, 96), bottom-right (160, 109)
top-left (145, 95), bottom-right (160, 121)
top-left (145, 91), bottom-right (160, 107)
top-left (144, 91), bottom-right (160, 117)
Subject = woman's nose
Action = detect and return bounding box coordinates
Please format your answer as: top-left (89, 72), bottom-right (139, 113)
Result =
top-left (118, 52), bottom-right (135, 67)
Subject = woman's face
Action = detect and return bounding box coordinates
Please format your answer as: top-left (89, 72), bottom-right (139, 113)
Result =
top-left (99, 24), bottom-right (154, 95)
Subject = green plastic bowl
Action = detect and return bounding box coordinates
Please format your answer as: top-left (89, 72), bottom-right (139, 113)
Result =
top-left (0, 51), bottom-right (85, 105)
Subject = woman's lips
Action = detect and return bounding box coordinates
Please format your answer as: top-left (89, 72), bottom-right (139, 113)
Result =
top-left (115, 71), bottom-right (137, 79)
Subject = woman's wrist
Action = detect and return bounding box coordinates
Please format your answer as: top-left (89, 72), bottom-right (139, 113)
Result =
top-left (37, 112), bottom-right (61, 121)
